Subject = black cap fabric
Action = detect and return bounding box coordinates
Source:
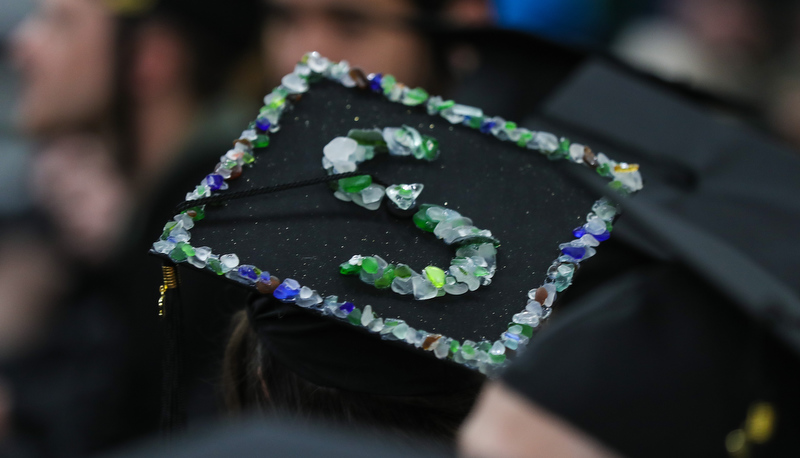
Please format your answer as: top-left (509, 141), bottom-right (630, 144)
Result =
top-left (151, 52), bottom-right (643, 392)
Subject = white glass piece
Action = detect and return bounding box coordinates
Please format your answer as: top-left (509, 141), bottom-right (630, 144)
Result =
top-left (360, 184), bottom-right (385, 205)
top-left (281, 72), bottom-right (309, 94)
top-left (490, 341), bottom-right (506, 355)
top-left (385, 183), bottom-right (424, 210)
top-left (569, 143), bottom-right (585, 162)
top-left (305, 51), bottom-right (330, 73)
top-left (361, 305), bottom-right (374, 326)
top-left (220, 254), bottom-right (239, 269)
top-left (391, 276), bottom-right (414, 295)
top-left (411, 275), bottom-right (438, 300)
top-left (153, 240), bottom-right (175, 254)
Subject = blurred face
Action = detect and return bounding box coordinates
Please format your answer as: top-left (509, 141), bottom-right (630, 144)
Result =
top-left (261, 0), bottom-right (433, 89)
top-left (12, 0), bottom-right (115, 136)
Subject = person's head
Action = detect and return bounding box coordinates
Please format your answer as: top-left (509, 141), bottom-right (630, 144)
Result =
top-left (12, 0), bottom-right (259, 143)
top-left (222, 309), bottom-right (483, 444)
top-left (11, 0), bottom-right (116, 137)
top-left (259, 0), bottom-right (493, 90)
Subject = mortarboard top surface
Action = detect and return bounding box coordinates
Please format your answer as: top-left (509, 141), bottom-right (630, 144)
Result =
top-left (152, 52), bottom-right (643, 377)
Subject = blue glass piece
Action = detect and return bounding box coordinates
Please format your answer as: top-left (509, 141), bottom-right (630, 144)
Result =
top-left (572, 226), bottom-right (587, 238)
top-left (255, 116), bottom-right (271, 132)
top-left (237, 265), bottom-right (259, 281)
top-left (560, 245), bottom-right (587, 260)
top-left (205, 173), bottom-right (225, 191)
top-left (593, 230), bottom-right (610, 242)
top-left (479, 121), bottom-right (497, 134)
top-left (339, 302), bottom-right (355, 314)
top-left (369, 73), bottom-right (383, 92)
top-left (503, 332), bottom-right (520, 342)
top-left (259, 271), bottom-right (271, 282)
top-left (274, 283), bottom-right (300, 300)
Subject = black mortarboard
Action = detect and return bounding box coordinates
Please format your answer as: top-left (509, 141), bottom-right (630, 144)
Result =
top-left (151, 52), bottom-right (644, 418)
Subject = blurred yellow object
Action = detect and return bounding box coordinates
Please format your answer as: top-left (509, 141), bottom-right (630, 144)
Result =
top-left (745, 402), bottom-right (776, 444)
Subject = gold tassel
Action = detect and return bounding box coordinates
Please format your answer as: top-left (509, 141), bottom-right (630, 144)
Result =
top-left (158, 265), bottom-right (178, 317)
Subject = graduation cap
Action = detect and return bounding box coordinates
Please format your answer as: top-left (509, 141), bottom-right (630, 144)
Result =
top-left (151, 52), bottom-right (644, 425)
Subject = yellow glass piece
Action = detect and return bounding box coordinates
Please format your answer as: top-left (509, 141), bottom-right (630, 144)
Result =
top-left (745, 402), bottom-right (776, 444)
top-left (613, 163), bottom-right (640, 173)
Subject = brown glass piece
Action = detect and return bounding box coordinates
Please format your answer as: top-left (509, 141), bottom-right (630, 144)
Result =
top-left (583, 147), bottom-right (598, 168)
top-left (185, 210), bottom-right (197, 219)
top-left (229, 165), bottom-right (243, 180)
top-left (422, 334), bottom-right (442, 350)
top-left (349, 68), bottom-right (369, 90)
top-left (234, 138), bottom-right (252, 149)
top-left (534, 286), bottom-right (548, 304)
top-left (287, 93), bottom-right (303, 102)
top-left (256, 276), bottom-right (281, 295)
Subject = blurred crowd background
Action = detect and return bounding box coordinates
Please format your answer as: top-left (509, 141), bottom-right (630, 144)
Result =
top-left (0, 0), bottom-right (799, 455)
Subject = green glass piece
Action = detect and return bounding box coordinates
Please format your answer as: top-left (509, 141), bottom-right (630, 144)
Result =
top-left (348, 308), bottom-right (363, 325)
top-left (424, 266), bottom-right (446, 288)
top-left (606, 221), bottom-right (613, 232)
top-left (394, 264), bottom-right (413, 278)
top-left (274, 87), bottom-right (289, 97)
top-left (268, 95), bottom-right (285, 109)
top-left (253, 134), bottom-right (270, 148)
top-left (403, 87), bottom-right (429, 106)
top-left (381, 74), bottom-right (396, 95)
top-left (517, 131), bottom-right (533, 147)
top-left (596, 163), bottom-right (612, 176)
top-left (384, 320), bottom-right (399, 328)
top-left (462, 344), bottom-right (475, 356)
top-left (161, 221), bottom-right (178, 240)
top-left (490, 354), bottom-right (507, 364)
top-left (339, 261), bottom-right (361, 275)
top-left (339, 175), bottom-right (372, 193)
top-left (468, 116), bottom-right (483, 129)
top-left (374, 265), bottom-right (396, 289)
top-left (609, 180), bottom-right (623, 190)
top-left (420, 135), bottom-right (439, 161)
top-left (181, 243), bottom-right (195, 257)
top-left (225, 160), bottom-right (238, 169)
top-left (474, 266), bottom-right (489, 277)
top-left (559, 138), bottom-right (571, 152)
top-left (505, 121), bottom-right (517, 131)
top-left (169, 242), bottom-right (190, 262)
top-left (242, 152), bottom-right (255, 164)
top-left (449, 340), bottom-right (460, 354)
top-left (208, 258), bottom-right (224, 275)
top-left (479, 341), bottom-right (492, 352)
top-left (554, 276), bottom-right (571, 292)
top-left (519, 324), bottom-right (534, 338)
top-left (196, 185), bottom-right (208, 195)
top-left (361, 257), bottom-right (379, 274)
top-left (438, 99), bottom-right (455, 110)
top-left (183, 206), bottom-right (205, 221)
top-left (412, 204), bottom-right (437, 232)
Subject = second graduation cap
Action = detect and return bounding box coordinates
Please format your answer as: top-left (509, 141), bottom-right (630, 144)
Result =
top-left (152, 52), bottom-right (643, 393)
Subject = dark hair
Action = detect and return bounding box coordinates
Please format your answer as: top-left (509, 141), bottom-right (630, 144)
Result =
top-left (222, 310), bottom-right (482, 444)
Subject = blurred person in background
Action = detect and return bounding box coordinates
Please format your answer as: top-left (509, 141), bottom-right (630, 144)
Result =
top-left (259, 0), bottom-right (494, 93)
top-left (0, 0), bottom-right (261, 455)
